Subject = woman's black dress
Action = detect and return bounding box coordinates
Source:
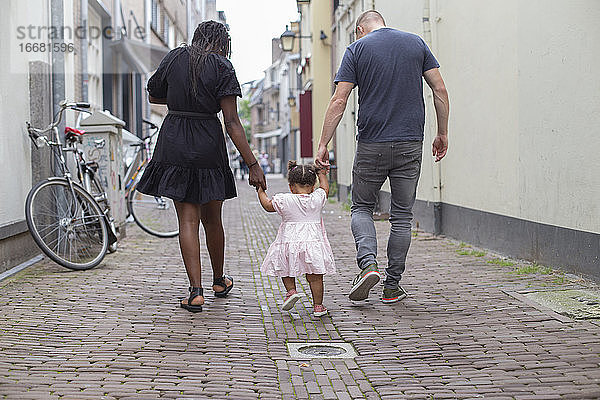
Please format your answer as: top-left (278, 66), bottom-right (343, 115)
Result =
top-left (136, 47), bottom-right (241, 204)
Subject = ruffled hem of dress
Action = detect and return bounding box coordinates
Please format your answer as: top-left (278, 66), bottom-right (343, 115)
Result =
top-left (136, 161), bottom-right (236, 204)
top-left (260, 241), bottom-right (336, 277)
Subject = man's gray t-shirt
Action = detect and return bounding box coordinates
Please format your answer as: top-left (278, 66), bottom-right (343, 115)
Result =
top-left (334, 28), bottom-right (439, 143)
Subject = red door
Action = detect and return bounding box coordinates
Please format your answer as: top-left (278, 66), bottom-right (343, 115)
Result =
top-left (299, 90), bottom-right (313, 158)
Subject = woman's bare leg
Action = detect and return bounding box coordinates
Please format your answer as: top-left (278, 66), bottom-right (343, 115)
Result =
top-left (306, 274), bottom-right (324, 306)
top-left (174, 201), bottom-right (203, 306)
top-left (199, 200), bottom-right (231, 291)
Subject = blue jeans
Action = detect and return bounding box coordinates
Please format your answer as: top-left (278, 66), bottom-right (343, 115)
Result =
top-left (351, 140), bottom-right (423, 289)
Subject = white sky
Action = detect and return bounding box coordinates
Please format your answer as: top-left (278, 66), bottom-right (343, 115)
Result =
top-left (217, 0), bottom-right (300, 84)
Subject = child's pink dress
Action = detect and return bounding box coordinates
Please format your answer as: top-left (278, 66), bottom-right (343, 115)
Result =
top-left (261, 188), bottom-right (336, 277)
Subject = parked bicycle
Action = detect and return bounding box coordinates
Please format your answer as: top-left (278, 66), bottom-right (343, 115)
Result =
top-left (25, 101), bottom-right (118, 270)
top-left (123, 119), bottom-right (178, 238)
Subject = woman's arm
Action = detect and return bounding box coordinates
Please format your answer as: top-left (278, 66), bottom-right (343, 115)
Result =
top-left (149, 96), bottom-right (167, 104)
top-left (317, 167), bottom-right (329, 197)
top-left (257, 187), bottom-right (276, 212)
top-left (220, 95), bottom-right (267, 190)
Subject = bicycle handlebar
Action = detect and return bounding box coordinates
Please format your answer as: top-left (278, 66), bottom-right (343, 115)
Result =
top-left (142, 119), bottom-right (158, 130)
top-left (27, 100), bottom-right (91, 148)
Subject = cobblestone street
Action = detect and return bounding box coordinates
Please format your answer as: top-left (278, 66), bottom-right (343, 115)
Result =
top-left (1, 176), bottom-right (599, 399)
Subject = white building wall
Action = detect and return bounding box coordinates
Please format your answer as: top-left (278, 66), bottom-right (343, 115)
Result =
top-left (0, 1), bottom-right (51, 226)
top-left (333, 0), bottom-right (600, 236)
top-left (431, 0), bottom-right (600, 234)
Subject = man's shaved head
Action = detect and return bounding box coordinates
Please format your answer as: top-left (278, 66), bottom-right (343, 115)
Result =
top-left (356, 10), bottom-right (386, 30)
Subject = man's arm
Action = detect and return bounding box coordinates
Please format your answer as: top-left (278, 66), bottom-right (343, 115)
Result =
top-left (423, 68), bottom-right (449, 162)
top-left (315, 81), bottom-right (354, 167)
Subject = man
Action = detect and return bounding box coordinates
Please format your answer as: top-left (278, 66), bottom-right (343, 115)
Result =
top-left (316, 10), bottom-right (449, 303)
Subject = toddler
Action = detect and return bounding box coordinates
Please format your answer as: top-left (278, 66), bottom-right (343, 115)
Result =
top-left (258, 161), bottom-right (336, 316)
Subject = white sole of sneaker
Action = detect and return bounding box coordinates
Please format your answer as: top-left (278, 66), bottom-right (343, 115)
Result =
top-left (282, 293), bottom-right (301, 311)
top-left (382, 292), bottom-right (407, 304)
top-left (348, 271), bottom-right (381, 301)
top-left (313, 310), bottom-right (328, 317)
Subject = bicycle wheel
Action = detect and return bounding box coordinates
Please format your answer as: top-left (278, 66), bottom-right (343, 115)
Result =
top-left (25, 178), bottom-right (108, 270)
top-left (127, 184), bottom-right (179, 238)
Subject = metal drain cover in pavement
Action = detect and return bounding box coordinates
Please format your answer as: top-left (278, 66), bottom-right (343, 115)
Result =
top-left (525, 289), bottom-right (600, 320)
top-left (287, 342), bottom-right (358, 359)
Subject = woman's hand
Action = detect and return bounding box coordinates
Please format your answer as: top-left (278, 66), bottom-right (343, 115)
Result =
top-left (248, 162), bottom-right (267, 190)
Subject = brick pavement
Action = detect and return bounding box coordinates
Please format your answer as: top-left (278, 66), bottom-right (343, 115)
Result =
top-left (1, 176), bottom-right (599, 399)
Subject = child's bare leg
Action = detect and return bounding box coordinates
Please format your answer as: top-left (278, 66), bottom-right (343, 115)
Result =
top-left (282, 277), bottom-right (297, 293)
top-left (305, 274), bottom-right (324, 305)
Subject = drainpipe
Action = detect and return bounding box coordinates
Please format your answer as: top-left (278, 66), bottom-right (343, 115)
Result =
top-left (51, 0), bottom-right (65, 133)
top-left (423, 0), bottom-right (443, 235)
top-left (81, 0), bottom-right (89, 102)
top-left (145, 0), bottom-right (152, 124)
top-left (146, 0), bottom-right (152, 43)
top-left (50, 0), bottom-right (66, 177)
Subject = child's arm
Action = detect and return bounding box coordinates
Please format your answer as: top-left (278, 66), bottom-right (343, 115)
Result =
top-left (257, 187), bottom-right (276, 212)
top-left (317, 167), bottom-right (329, 197)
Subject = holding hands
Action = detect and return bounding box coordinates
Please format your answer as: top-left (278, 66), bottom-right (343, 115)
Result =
top-left (315, 145), bottom-right (330, 170)
top-left (247, 160), bottom-right (267, 191)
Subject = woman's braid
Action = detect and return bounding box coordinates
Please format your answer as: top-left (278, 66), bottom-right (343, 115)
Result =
top-left (186, 21), bottom-right (231, 101)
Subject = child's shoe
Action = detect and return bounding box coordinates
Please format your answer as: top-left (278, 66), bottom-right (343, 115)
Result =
top-left (282, 290), bottom-right (301, 311)
top-left (313, 304), bottom-right (328, 317)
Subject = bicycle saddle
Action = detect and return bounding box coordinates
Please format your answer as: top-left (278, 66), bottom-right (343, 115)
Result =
top-left (64, 126), bottom-right (85, 143)
top-left (85, 161), bottom-right (99, 172)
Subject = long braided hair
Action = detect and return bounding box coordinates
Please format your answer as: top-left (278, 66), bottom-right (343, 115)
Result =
top-left (186, 21), bottom-right (231, 101)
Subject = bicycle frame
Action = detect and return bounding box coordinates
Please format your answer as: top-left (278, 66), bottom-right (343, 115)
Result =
top-left (27, 101), bottom-right (117, 244)
top-left (123, 121), bottom-right (159, 196)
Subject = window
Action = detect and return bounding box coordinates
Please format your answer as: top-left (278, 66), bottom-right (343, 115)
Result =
top-left (87, 6), bottom-right (103, 109)
top-left (151, 0), bottom-right (158, 31)
top-left (168, 24), bottom-right (176, 48)
top-left (163, 13), bottom-right (170, 44)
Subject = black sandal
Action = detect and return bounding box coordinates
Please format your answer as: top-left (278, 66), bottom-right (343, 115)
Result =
top-left (180, 287), bottom-right (203, 313)
top-left (213, 275), bottom-right (234, 298)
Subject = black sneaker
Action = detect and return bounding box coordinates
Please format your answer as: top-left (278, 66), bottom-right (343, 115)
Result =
top-left (382, 286), bottom-right (407, 303)
top-left (348, 263), bottom-right (381, 301)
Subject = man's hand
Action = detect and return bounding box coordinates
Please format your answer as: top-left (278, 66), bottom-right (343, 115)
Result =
top-left (315, 145), bottom-right (330, 169)
top-left (432, 134), bottom-right (448, 162)
top-left (248, 163), bottom-right (267, 190)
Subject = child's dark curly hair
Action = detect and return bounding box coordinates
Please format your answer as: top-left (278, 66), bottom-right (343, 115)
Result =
top-left (287, 160), bottom-right (320, 186)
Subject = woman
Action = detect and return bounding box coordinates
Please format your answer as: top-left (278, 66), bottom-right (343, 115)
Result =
top-left (136, 21), bottom-right (266, 313)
